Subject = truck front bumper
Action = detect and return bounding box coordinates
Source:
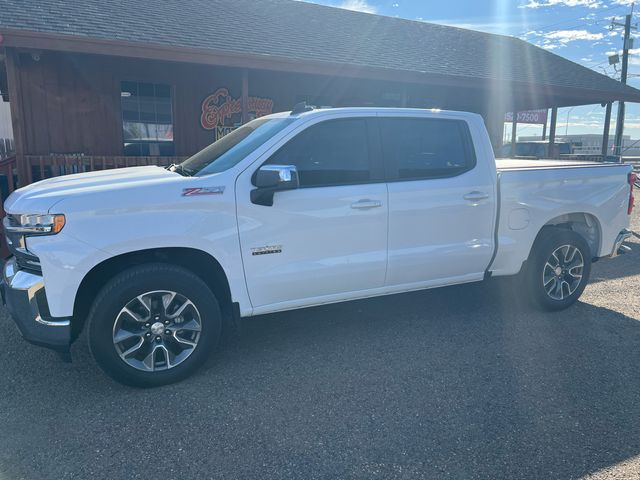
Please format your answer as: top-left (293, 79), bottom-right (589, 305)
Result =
top-left (1, 258), bottom-right (71, 352)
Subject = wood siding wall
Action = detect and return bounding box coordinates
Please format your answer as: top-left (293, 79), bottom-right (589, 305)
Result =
top-left (10, 50), bottom-right (488, 160)
top-left (12, 51), bottom-right (243, 157)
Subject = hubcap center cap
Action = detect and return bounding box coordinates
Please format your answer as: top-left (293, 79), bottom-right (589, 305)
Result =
top-left (554, 266), bottom-right (563, 276)
top-left (150, 322), bottom-right (165, 336)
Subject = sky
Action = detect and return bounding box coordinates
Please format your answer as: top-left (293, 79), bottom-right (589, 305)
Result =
top-left (301, 0), bottom-right (640, 142)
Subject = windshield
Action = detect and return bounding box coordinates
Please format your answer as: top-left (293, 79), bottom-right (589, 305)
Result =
top-left (179, 117), bottom-right (296, 176)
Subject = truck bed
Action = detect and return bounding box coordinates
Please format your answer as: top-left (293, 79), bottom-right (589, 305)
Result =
top-left (490, 157), bottom-right (633, 278)
top-left (496, 158), bottom-right (608, 171)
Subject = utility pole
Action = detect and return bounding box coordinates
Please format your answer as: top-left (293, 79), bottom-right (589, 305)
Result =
top-left (612, 6), bottom-right (637, 159)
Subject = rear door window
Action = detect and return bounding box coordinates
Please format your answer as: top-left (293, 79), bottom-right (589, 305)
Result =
top-left (380, 118), bottom-right (476, 180)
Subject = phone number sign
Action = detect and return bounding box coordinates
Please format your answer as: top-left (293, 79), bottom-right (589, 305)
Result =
top-left (505, 110), bottom-right (548, 125)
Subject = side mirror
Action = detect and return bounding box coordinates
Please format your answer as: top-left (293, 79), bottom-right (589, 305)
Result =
top-left (251, 165), bottom-right (299, 206)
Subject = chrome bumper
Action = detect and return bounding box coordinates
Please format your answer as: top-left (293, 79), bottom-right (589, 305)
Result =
top-left (1, 257), bottom-right (71, 351)
top-left (610, 229), bottom-right (633, 258)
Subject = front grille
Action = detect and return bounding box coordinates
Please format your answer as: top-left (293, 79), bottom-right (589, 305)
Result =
top-left (3, 216), bottom-right (42, 273)
top-left (5, 214), bottom-right (21, 228)
top-left (15, 252), bottom-right (42, 273)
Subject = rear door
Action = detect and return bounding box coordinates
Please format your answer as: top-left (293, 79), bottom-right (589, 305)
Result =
top-left (380, 115), bottom-right (496, 287)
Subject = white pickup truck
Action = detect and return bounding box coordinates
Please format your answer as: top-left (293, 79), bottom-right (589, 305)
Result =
top-left (1, 107), bottom-right (635, 386)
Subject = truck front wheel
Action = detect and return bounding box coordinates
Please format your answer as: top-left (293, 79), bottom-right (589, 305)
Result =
top-left (87, 263), bottom-right (222, 387)
top-left (526, 228), bottom-right (592, 311)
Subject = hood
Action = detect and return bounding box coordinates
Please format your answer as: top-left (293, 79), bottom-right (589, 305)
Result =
top-left (4, 166), bottom-right (180, 214)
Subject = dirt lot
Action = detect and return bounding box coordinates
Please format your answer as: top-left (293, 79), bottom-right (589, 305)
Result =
top-left (0, 212), bottom-right (639, 480)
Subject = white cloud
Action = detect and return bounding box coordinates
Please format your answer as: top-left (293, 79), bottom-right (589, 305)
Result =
top-left (430, 19), bottom-right (530, 34)
top-left (543, 29), bottom-right (605, 42)
top-left (628, 52), bottom-right (640, 65)
top-left (335, 0), bottom-right (377, 13)
top-left (528, 29), bottom-right (605, 49)
top-left (521, 0), bottom-right (603, 8)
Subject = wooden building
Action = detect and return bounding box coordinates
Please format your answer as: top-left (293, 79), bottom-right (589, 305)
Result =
top-left (1, 0), bottom-right (640, 190)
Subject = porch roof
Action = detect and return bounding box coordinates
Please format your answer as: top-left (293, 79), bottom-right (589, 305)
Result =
top-left (1, 0), bottom-right (640, 109)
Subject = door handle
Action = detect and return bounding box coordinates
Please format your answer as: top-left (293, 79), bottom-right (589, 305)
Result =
top-left (351, 199), bottom-right (383, 210)
top-left (463, 191), bottom-right (490, 202)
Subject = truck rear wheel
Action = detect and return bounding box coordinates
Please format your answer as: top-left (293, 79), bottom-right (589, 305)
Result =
top-left (87, 263), bottom-right (221, 387)
top-left (526, 228), bottom-right (592, 311)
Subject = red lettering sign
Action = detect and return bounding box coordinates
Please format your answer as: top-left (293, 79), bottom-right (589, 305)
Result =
top-left (505, 110), bottom-right (548, 125)
top-left (200, 88), bottom-right (274, 130)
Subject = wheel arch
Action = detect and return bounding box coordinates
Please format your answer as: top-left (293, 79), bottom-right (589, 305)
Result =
top-left (72, 247), bottom-right (233, 342)
top-left (534, 212), bottom-right (602, 259)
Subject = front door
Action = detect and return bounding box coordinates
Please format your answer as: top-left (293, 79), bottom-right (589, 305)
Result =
top-left (236, 116), bottom-right (388, 311)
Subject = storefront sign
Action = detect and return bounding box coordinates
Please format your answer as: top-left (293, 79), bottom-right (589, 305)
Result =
top-left (200, 88), bottom-right (274, 136)
top-left (504, 109), bottom-right (548, 124)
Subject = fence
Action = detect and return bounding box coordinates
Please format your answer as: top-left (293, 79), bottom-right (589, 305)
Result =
top-left (23, 154), bottom-right (185, 184)
top-left (0, 154), bottom-right (186, 256)
top-left (0, 138), bottom-right (14, 160)
top-left (622, 157), bottom-right (640, 172)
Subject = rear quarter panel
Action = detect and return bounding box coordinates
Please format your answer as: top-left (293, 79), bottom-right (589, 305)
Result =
top-left (491, 164), bottom-right (632, 276)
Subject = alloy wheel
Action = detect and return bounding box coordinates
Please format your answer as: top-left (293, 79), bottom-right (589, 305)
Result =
top-left (542, 245), bottom-right (584, 301)
top-left (112, 290), bottom-right (202, 372)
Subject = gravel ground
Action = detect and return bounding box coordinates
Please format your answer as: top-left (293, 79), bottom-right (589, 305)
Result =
top-left (0, 213), bottom-right (639, 480)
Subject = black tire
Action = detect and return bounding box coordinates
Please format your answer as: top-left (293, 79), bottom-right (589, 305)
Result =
top-left (88, 263), bottom-right (221, 387)
top-left (525, 227), bottom-right (592, 311)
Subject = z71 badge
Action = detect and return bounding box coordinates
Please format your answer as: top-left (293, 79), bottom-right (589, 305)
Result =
top-left (182, 186), bottom-right (225, 196)
top-left (251, 245), bottom-right (283, 256)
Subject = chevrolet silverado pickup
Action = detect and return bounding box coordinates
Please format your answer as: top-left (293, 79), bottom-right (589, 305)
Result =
top-left (1, 107), bottom-right (636, 387)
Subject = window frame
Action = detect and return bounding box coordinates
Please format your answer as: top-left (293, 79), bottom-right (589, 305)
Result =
top-left (377, 116), bottom-right (477, 182)
top-left (120, 80), bottom-right (176, 157)
top-left (260, 117), bottom-right (385, 189)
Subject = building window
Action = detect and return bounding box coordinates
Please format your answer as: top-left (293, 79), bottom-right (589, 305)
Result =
top-left (121, 81), bottom-right (174, 156)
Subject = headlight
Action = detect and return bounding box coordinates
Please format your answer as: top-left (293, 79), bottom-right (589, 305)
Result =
top-left (3, 214), bottom-right (66, 235)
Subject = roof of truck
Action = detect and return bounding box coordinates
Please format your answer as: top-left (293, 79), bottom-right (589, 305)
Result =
top-left (285, 106), bottom-right (476, 115)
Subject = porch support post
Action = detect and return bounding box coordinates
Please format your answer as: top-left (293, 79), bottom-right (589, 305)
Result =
top-left (510, 114), bottom-right (518, 156)
top-left (241, 68), bottom-right (249, 124)
top-left (4, 47), bottom-right (29, 186)
top-left (548, 107), bottom-right (558, 158)
top-left (602, 102), bottom-right (612, 158)
top-left (479, 107), bottom-right (505, 154)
